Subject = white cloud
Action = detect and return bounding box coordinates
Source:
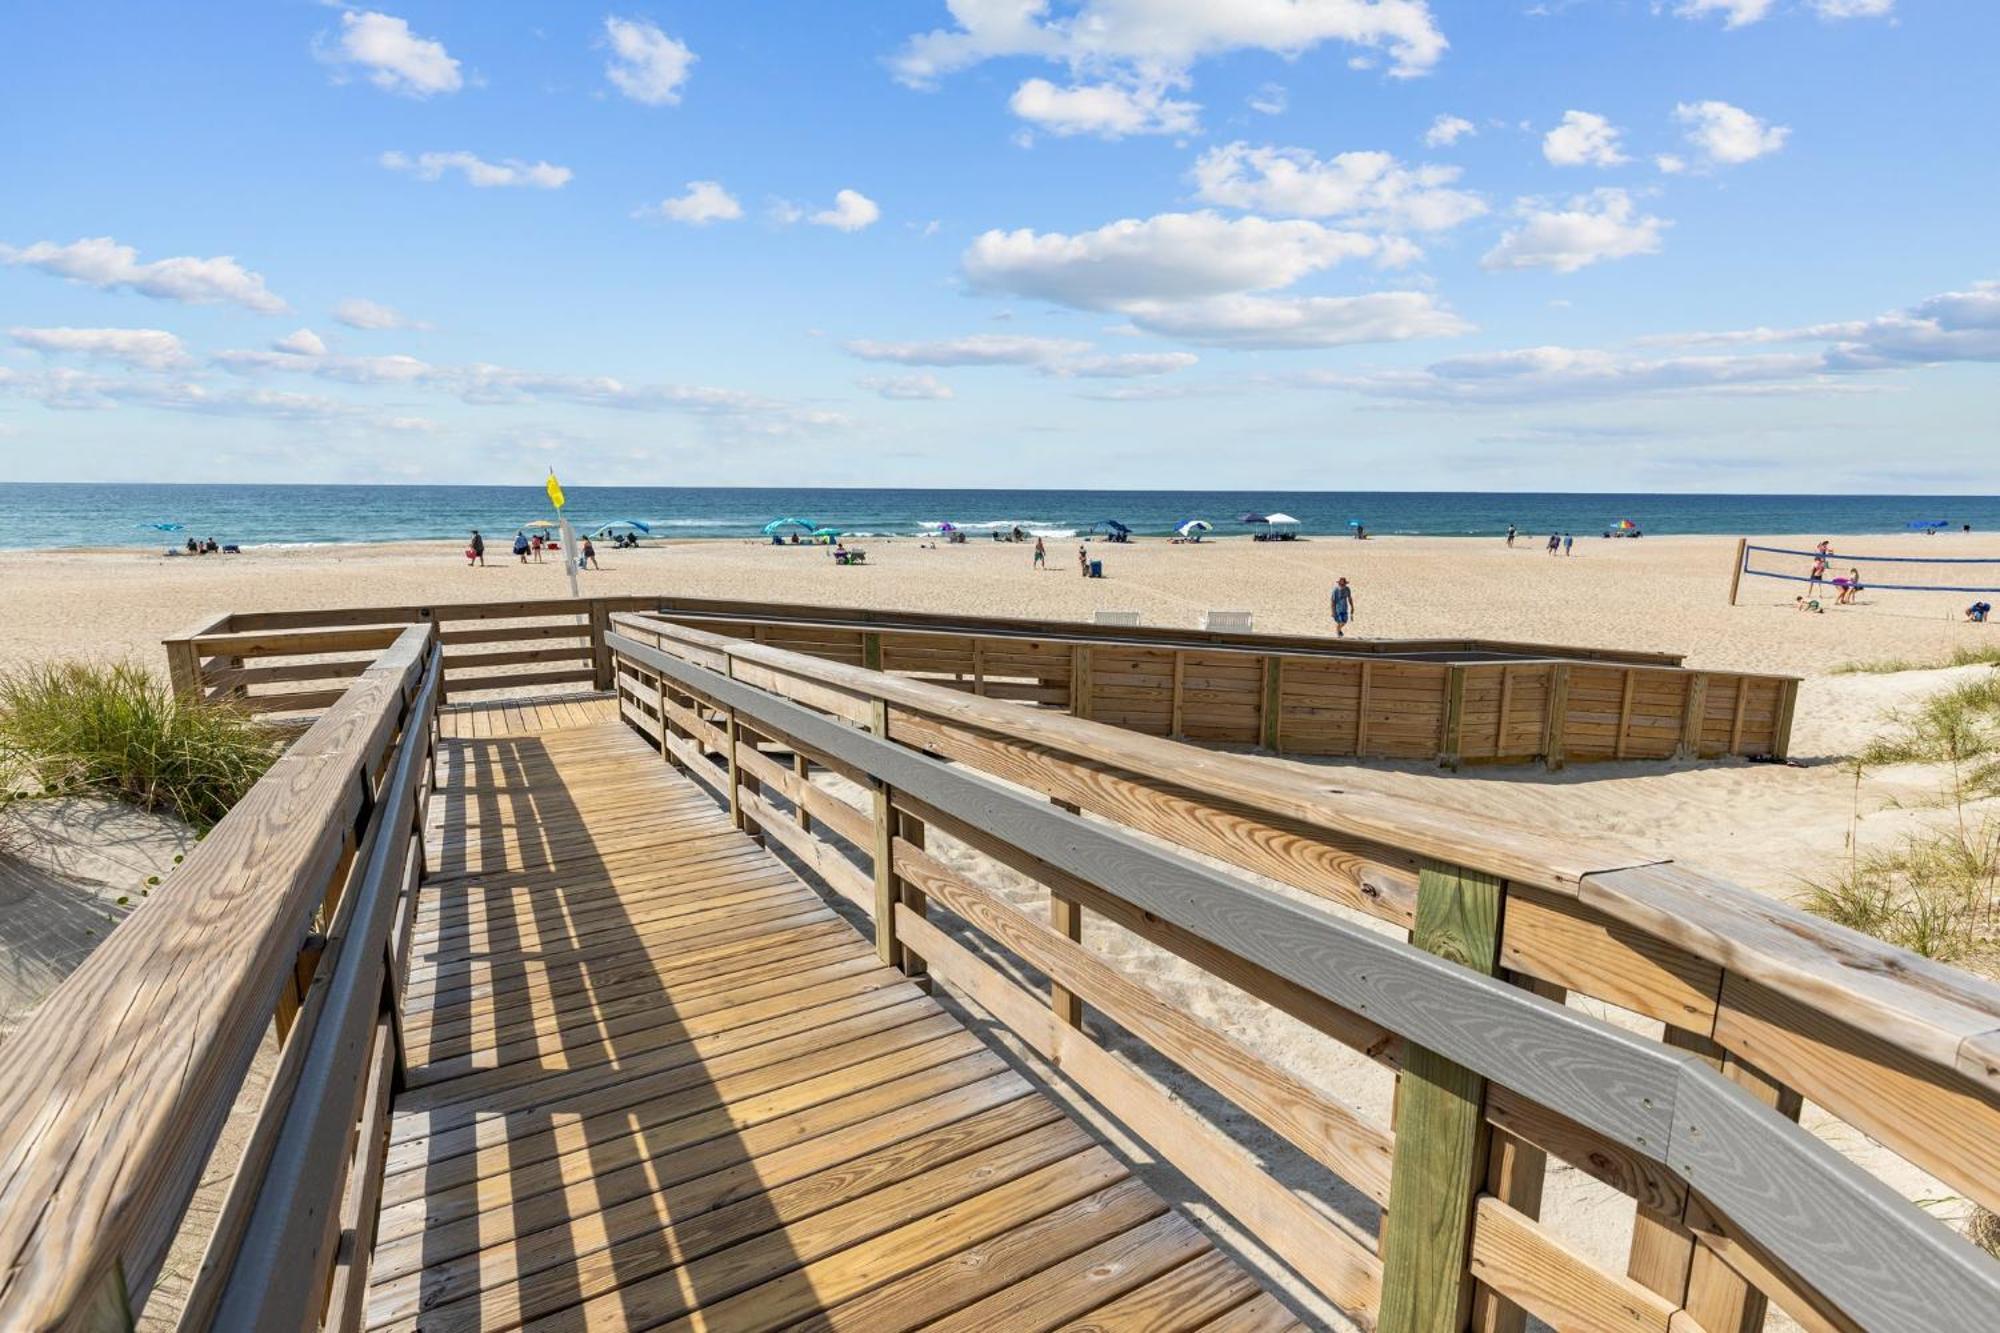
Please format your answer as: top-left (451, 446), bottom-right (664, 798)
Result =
top-left (379, 151), bottom-right (572, 189)
top-left (1117, 291), bottom-right (1470, 348)
top-left (1482, 189), bottom-right (1666, 273)
top-left (1051, 352), bottom-right (1199, 378)
top-left (858, 373), bottom-right (955, 400)
top-left (604, 16), bottom-right (695, 106)
top-left (0, 236), bottom-right (288, 313)
top-left (1315, 280), bottom-right (2000, 404)
top-left (1008, 77), bottom-right (1199, 138)
top-left (964, 211), bottom-right (1387, 310)
top-left (333, 298), bottom-right (430, 331)
top-left (1673, 100), bottom-right (1789, 167)
top-left (1249, 82), bottom-right (1288, 115)
top-left (810, 189), bottom-right (881, 231)
top-left (1673, 0), bottom-right (1775, 26)
top-left (9, 326), bottom-right (191, 370)
top-left (843, 334), bottom-right (1092, 366)
top-left (1809, 0), bottom-right (1894, 17)
top-left (962, 210), bottom-right (1460, 348)
top-left (272, 328), bottom-right (327, 357)
top-left (1655, 154), bottom-right (1687, 175)
top-left (1191, 142), bottom-right (1485, 231)
top-left (1423, 114), bottom-right (1475, 147)
top-left (323, 10), bottom-right (462, 97)
top-left (641, 180), bottom-right (744, 225)
top-left (1542, 110), bottom-right (1628, 167)
top-left (891, 0), bottom-right (1450, 87)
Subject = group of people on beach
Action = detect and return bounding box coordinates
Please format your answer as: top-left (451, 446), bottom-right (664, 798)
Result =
top-left (1797, 541), bottom-right (1862, 612)
top-left (464, 528), bottom-right (597, 570)
top-left (1503, 525), bottom-right (1575, 555)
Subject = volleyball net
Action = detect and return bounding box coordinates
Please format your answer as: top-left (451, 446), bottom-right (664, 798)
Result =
top-left (1733, 540), bottom-right (2000, 601)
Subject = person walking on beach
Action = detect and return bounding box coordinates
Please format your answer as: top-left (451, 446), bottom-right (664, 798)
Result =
top-left (580, 536), bottom-right (600, 570)
top-left (1078, 545), bottom-right (1089, 577)
top-left (1331, 577), bottom-right (1355, 637)
top-left (1808, 552), bottom-right (1827, 597)
top-left (1834, 568), bottom-right (1862, 605)
top-left (468, 529), bottom-right (485, 567)
top-left (1506, 524), bottom-right (1516, 548)
top-left (513, 530), bottom-right (530, 562)
top-left (1547, 533), bottom-right (1560, 556)
top-left (1563, 532), bottom-right (1574, 557)
top-left (530, 532), bottom-right (544, 563)
top-left (1033, 537), bottom-right (1046, 569)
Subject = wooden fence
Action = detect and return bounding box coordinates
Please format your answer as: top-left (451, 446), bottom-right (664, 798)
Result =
top-left (0, 625), bottom-right (442, 1330)
top-left (165, 595), bottom-right (1797, 765)
top-left (607, 610), bottom-right (2000, 1333)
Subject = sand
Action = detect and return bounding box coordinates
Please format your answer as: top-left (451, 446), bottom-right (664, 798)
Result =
top-left (3, 529), bottom-right (1996, 1329)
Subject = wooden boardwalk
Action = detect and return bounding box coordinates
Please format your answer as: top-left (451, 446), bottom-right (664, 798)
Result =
top-left (364, 697), bottom-right (1296, 1332)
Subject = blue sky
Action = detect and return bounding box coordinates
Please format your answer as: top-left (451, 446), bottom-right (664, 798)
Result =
top-left (2, 0), bottom-right (1995, 490)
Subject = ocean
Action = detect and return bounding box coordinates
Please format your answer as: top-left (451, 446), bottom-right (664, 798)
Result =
top-left (4, 483), bottom-right (1998, 550)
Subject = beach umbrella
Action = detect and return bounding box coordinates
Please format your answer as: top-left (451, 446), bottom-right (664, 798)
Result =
top-left (523, 519), bottom-right (559, 529)
top-left (810, 526), bottom-right (843, 538)
top-left (1175, 519), bottom-right (1212, 536)
top-left (1614, 518), bottom-right (1638, 531)
top-left (140, 521), bottom-right (184, 532)
top-left (1102, 519), bottom-right (1130, 534)
top-left (1265, 512), bottom-right (1300, 526)
top-left (1237, 512), bottom-right (1269, 525)
top-left (1347, 519), bottom-right (1365, 528)
top-left (937, 521), bottom-right (957, 532)
top-left (589, 519), bottom-right (652, 538)
top-left (1906, 519), bottom-right (1948, 530)
top-left (762, 516), bottom-right (814, 534)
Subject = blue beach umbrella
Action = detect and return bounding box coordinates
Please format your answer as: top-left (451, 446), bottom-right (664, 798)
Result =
top-left (762, 516), bottom-right (814, 535)
top-left (810, 526), bottom-right (843, 538)
top-left (141, 522), bottom-right (184, 532)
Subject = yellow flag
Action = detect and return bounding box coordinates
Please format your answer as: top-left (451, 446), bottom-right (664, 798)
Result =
top-left (545, 470), bottom-right (565, 511)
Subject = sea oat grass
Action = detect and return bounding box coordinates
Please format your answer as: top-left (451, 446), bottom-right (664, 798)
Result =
top-left (0, 660), bottom-right (279, 828)
top-left (1832, 645), bottom-right (2000, 675)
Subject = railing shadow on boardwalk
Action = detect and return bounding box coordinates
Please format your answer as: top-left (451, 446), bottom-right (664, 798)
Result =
top-left (405, 724), bottom-right (809, 1329)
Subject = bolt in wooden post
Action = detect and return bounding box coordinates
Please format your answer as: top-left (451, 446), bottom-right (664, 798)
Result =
top-left (1377, 860), bottom-right (1506, 1333)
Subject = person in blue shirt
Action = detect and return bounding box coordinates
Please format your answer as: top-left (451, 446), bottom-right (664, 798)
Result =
top-left (1331, 577), bottom-right (1355, 637)
top-left (1563, 532), bottom-right (1574, 557)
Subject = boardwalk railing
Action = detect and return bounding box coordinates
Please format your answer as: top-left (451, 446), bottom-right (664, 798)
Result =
top-left (607, 610), bottom-right (2000, 1333)
top-left (0, 625), bottom-right (442, 1331)
top-left (165, 594), bottom-right (1798, 765)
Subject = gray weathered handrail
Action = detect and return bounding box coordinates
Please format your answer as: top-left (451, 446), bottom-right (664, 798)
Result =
top-left (611, 625), bottom-right (2000, 1332)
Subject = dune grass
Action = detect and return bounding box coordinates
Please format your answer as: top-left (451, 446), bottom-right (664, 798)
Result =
top-left (0, 660), bottom-right (279, 828)
top-left (1831, 644), bottom-right (2000, 675)
top-left (1854, 674), bottom-right (2000, 798)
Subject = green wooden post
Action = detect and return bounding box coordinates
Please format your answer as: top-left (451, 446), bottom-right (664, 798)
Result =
top-left (1377, 860), bottom-right (1506, 1333)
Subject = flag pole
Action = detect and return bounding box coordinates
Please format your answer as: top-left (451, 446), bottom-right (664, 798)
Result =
top-left (547, 470), bottom-right (580, 600)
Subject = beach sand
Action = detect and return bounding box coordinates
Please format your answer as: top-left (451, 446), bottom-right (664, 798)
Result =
top-left (4, 530), bottom-right (1996, 1328)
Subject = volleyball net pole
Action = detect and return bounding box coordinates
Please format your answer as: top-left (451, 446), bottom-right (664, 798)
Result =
top-left (1729, 537), bottom-right (1746, 606)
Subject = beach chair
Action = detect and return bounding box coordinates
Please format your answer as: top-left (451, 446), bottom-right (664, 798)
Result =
top-left (1202, 610), bottom-right (1254, 632)
top-left (1093, 610), bottom-right (1142, 627)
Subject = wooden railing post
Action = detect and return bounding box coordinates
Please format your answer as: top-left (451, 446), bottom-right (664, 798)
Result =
top-left (1772, 677), bottom-right (1799, 761)
top-left (1542, 663), bottom-right (1570, 771)
top-left (868, 699), bottom-right (903, 969)
top-left (1678, 673), bottom-right (1709, 760)
top-left (1378, 860), bottom-right (1506, 1333)
top-left (1050, 798), bottom-right (1085, 1028)
top-left (862, 631), bottom-right (883, 672)
top-left (588, 599), bottom-right (613, 690)
top-left (1440, 665), bottom-right (1467, 770)
top-left (1728, 536), bottom-right (1747, 606)
top-left (1468, 973), bottom-right (1564, 1333)
top-left (1260, 655), bottom-right (1283, 751)
top-left (1070, 644), bottom-right (1093, 718)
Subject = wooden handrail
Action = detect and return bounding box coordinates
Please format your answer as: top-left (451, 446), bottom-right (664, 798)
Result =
top-left (0, 626), bottom-right (439, 1330)
top-left (614, 609), bottom-right (1997, 1096)
top-left (608, 623), bottom-right (2000, 1332)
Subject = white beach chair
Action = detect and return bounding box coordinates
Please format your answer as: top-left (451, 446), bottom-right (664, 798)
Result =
top-left (1093, 610), bottom-right (1142, 627)
top-left (1202, 610), bottom-right (1254, 632)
